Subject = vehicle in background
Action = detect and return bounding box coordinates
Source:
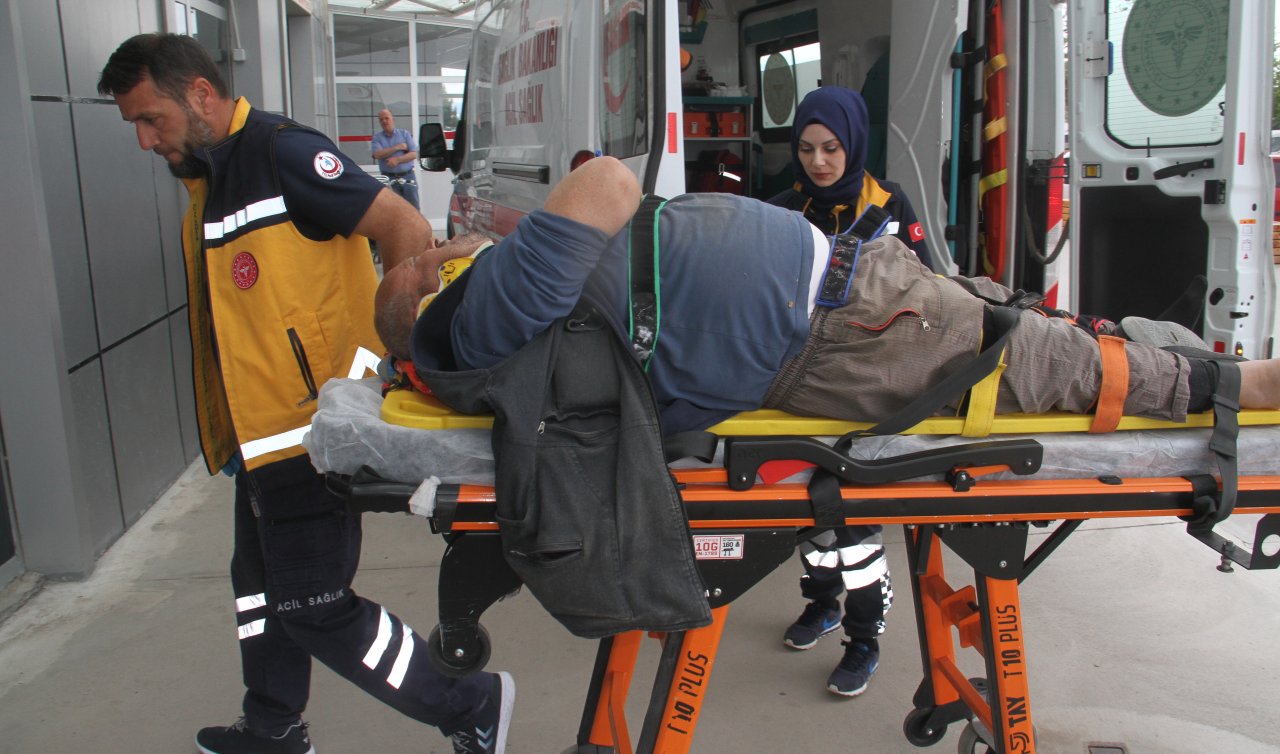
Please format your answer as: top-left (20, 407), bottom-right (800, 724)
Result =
top-left (419, 0), bottom-right (1275, 359)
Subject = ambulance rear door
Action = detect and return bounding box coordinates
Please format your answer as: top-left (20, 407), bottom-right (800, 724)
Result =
top-left (1067, 0), bottom-right (1275, 358)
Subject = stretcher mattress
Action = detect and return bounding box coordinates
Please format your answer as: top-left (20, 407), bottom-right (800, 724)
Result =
top-left (302, 377), bottom-right (1280, 486)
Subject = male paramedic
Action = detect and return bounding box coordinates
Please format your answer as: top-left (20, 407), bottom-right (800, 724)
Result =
top-left (99, 33), bottom-right (512, 754)
top-left (376, 155), bottom-right (1280, 434)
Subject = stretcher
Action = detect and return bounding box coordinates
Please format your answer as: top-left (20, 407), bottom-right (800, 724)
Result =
top-left (308, 378), bottom-right (1280, 754)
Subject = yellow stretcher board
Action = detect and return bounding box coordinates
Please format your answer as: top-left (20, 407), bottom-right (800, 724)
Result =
top-left (381, 387), bottom-right (1280, 436)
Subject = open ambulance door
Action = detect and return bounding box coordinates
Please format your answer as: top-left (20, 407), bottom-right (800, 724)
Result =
top-left (1067, 0), bottom-right (1275, 358)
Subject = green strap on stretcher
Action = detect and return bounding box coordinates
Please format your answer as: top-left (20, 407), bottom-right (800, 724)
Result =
top-left (628, 194), bottom-right (667, 371)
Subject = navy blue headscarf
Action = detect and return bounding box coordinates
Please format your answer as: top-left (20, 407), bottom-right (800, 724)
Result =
top-left (790, 87), bottom-right (870, 209)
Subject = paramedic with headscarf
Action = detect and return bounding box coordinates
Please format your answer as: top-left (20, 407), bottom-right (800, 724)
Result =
top-left (768, 86), bottom-right (935, 271)
top-left (766, 85), bottom-right (936, 698)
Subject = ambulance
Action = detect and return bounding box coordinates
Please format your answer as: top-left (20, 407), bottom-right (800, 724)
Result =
top-left (420, 0), bottom-right (1276, 359)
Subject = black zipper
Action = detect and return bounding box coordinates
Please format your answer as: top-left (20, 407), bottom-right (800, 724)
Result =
top-left (286, 328), bottom-right (318, 406)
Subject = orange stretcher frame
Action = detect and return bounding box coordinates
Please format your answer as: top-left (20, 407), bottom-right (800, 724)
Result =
top-left (417, 472), bottom-right (1280, 754)
top-left (334, 393), bottom-right (1280, 753)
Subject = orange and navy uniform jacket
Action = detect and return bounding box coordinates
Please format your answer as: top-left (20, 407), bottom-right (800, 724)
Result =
top-left (180, 98), bottom-right (384, 473)
top-left (768, 174), bottom-right (935, 270)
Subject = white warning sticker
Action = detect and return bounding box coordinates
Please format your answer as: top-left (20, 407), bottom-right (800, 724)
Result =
top-left (692, 534), bottom-right (745, 560)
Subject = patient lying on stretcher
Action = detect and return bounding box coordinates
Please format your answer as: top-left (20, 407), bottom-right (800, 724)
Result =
top-left (374, 156), bottom-right (1280, 429)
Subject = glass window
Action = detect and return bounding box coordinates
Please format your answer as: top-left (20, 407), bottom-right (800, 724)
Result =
top-left (419, 79), bottom-right (465, 146)
top-left (334, 15), bottom-right (411, 77)
top-left (174, 0), bottom-right (230, 89)
top-left (337, 82), bottom-right (412, 154)
top-left (757, 38), bottom-right (820, 135)
top-left (599, 0), bottom-right (648, 159)
top-left (1106, 0), bottom-right (1228, 148)
top-left (466, 7), bottom-right (505, 152)
top-left (417, 24), bottom-right (472, 75)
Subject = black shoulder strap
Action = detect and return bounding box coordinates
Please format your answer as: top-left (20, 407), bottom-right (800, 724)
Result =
top-left (863, 305), bottom-right (1022, 437)
top-left (628, 194), bottom-right (667, 369)
top-left (806, 305), bottom-right (1023, 527)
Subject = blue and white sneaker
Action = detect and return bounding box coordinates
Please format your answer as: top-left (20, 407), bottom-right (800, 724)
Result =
top-left (450, 671), bottom-right (515, 754)
top-left (782, 602), bottom-right (842, 650)
top-left (827, 640), bottom-right (880, 697)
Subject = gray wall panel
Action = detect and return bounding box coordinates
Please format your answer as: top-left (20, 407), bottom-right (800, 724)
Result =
top-left (60, 0), bottom-right (147, 99)
top-left (75, 101), bottom-right (169, 347)
top-left (155, 165), bottom-right (187, 309)
top-left (0, 0), bottom-right (96, 577)
top-left (168, 311), bottom-right (200, 464)
top-left (34, 100), bottom-right (98, 367)
top-left (101, 320), bottom-right (185, 525)
top-left (67, 360), bottom-right (125, 556)
top-left (16, 0), bottom-right (67, 96)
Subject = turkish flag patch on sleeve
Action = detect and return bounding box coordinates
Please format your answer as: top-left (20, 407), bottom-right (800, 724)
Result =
top-left (909, 222), bottom-right (925, 242)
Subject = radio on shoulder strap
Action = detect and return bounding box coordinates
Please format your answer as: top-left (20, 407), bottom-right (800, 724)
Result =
top-left (815, 204), bottom-right (892, 308)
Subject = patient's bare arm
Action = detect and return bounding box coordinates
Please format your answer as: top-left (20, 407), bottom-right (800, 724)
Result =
top-left (1239, 359), bottom-right (1280, 410)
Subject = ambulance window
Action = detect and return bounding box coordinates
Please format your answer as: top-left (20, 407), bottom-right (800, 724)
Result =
top-left (1104, 0), bottom-right (1228, 149)
top-left (600, 0), bottom-right (648, 159)
top-left (466, 9), bottom-right (504, 152)
top-left (754, 36), bottom-right (820, 142)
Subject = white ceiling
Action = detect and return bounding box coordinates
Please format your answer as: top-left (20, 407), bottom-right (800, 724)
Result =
top-left (327, 0), bottom-right (477, 20)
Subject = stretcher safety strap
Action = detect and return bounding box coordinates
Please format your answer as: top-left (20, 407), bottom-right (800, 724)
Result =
top-left (962, 348), bottom-right (1006, 437)
top-left (1089, 335), bottom-right (1130, 434)
top-left (1184, 360), bottom-right (1242, 527)
top-left (806, 306), bottom-right (1022, 527)
top-left (628, 194), bottom-right (667, 370)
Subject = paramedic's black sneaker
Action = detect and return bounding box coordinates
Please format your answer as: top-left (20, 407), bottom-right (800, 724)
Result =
top-left (827, 640), bottom-right (880, 697)
top-left (783, 602), bottom-right (841, 650)
top-left (450, 671), bottom-right (515, 754)
top-left (195, 717), bottom-right (315, 754)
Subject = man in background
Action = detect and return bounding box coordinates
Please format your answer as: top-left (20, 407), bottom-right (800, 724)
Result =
top-left (372, 108), bottom-right (420, 209)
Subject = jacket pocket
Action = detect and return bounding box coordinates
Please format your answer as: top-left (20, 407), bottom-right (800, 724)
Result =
top-left (494, 409), bottom-right (627, 623)
top-left (282, 313), bottom-right (335, 408)
top-left (844, 307), bottom-right (932, 334)
top-left (286, 327), bottom-right (319, 406)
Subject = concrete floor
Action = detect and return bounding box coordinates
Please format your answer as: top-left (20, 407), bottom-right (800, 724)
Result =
top-left (1, 460), bottom-right (1279, 754)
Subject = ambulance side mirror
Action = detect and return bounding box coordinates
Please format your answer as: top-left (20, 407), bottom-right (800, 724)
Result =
top-left (418, 123), bottom-right (449, 172)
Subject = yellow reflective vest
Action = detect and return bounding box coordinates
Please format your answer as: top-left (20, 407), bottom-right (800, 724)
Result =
top-left (180, 98), bottom-right (383, 473)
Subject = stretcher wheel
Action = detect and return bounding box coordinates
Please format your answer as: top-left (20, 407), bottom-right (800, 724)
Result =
top-left (903, 707), bottom-right (947, 747)
top-left (426, 623), bottom-right (492, 677)
top-left (956, 722), bottom-right (994, 754)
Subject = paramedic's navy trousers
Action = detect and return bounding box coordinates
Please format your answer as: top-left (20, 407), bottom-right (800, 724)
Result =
top-left (799, 524), bottom-right (893, 639)
top-left (229, 455), bottom-right (485, 735)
